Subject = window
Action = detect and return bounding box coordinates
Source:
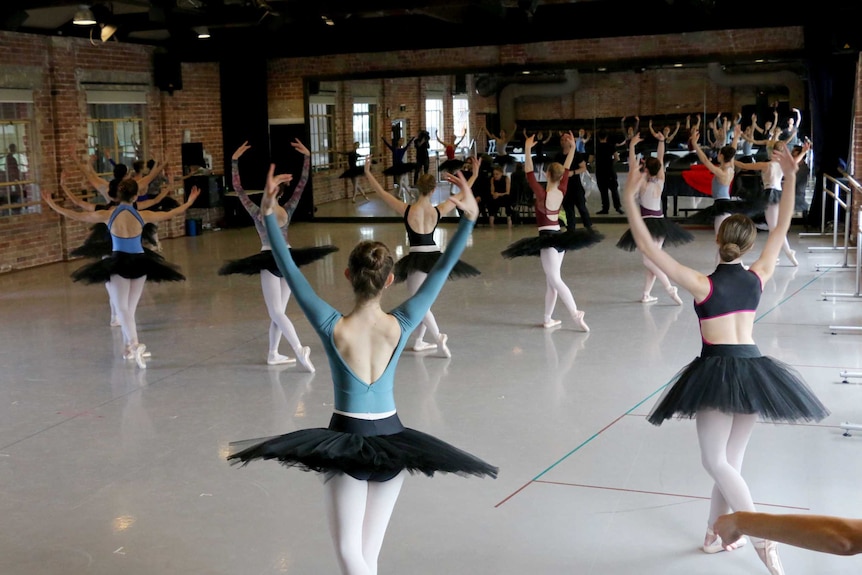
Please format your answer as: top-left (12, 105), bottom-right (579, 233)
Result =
top-left (425, 96), bottom-right (444, 152)
top-left (352, 101), bottom-right (378, 163)
top-left (453, 97), bottom-right (470, 153)
top-left (0, 91), bottom-right (38, 217)
top-left (87, 102), bottom-right (146, 177)
top-left (309, 99), bottom-right (335, 170)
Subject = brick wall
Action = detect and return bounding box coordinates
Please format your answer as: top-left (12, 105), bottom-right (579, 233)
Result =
top-left (0, 32), bottom-right (222, 273)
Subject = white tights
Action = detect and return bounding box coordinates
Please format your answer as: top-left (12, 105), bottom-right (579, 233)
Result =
top-left (765, 203), bottom-right (794, 259)
top-left (106, 282), bottom-right (118, 321)
top-left (260, 270), bottom-right (303, 357)
top-left (641, 237), bottom-right (671, 296)
top-left (696, 409), bottom-right (761, 537)
top-left (405, 271), bottom-right (440, 344)
top-left (540, 247), bottom-right (578, 323)
top-left (324, 471), bottom-right (406, 575)
top-left (107, 275), bottom-right (146, 349)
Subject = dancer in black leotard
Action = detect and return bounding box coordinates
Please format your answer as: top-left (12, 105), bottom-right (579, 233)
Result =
top-left (228, 153), bottom-right (496, 575)
top-left (625, 141), bottom-right (828, 575)
top-left (364, 157), bottom-right (480, 355)
top-left (338, 141), bottom-right (369, 202)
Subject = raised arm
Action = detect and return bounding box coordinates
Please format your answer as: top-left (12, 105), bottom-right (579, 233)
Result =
top-left (363, 160), bottom-right (408, 216)
top-left (523, 134), bottom-right (535, 174)
top-left (59, 173), bottom-right (97, 212)
top-left (136, 160), bottom-right (165, 189)
top-left (560, 131), bottom-right (576, 170)
top-left (283, 139), bottom-right (311, 222)
top-left (381, 137), bottom-right (395, 153)
top-left (454, 128), bottom-right (467, 148)
top-left (230, 141), bottom-right (261, 220)
top-left (648, 119), bottom-right (660, 139)
top-left (43, 192), bottom-right (107, 224)
top-left (71, 151), bottom-right (111, 201)
top-left (141, 187), bottom-right (200, 223)
top-left (714, 512), bottom-right (862, 556)
top-left (137, 183), bottom-right (172, 210)
top-left (667, 121), bottom-right (681, 143)
top-left (438, 156), bottom-right (479, 216)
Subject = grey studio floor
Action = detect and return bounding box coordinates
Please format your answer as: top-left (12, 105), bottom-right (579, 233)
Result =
top-left (2, 184), bottom-right (862, 575)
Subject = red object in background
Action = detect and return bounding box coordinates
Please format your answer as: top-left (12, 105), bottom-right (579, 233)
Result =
top-left (681, 163), bottom-right (715, 196)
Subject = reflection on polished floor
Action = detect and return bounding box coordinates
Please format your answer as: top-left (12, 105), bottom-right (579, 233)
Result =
top-left (1, 207), bottom-right (860, 574)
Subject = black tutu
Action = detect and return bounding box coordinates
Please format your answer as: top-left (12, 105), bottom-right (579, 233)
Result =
top-left (392, 251), bottom-right (481, 283)
top-left (227, 413), bottom-right (499, 481)
top-left (685, 198), bottom-right (767, 225)
top-left (383, 163), bottom-right (418, 176)
top-left (616, 218), bottom-right (695, 251)
top-left (71, 251), bottom-right (184, 284)
top-left (758, 187), bottom-right (782, 205)
top-left (501, 228), bottom-right (604, 258)
top-left (339, 166), bottom-right (365, 179)
top-left (647, 344), bottom-right (830, 425)
top-left (218, 246), bottom-right (339, 277)
top-left (438, 158), bottom-right (465, 172)
top-left (71, 223), bottom-right (162, 259)
top-left (493, 154), bottom-right (515, 166)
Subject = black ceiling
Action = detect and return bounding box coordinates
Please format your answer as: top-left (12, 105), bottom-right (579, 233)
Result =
top-left (3, 1), bottom-right (860, 62)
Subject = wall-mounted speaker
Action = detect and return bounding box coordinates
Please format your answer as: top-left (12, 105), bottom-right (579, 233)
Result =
top-left (154, 51), bottom-right (182, 93)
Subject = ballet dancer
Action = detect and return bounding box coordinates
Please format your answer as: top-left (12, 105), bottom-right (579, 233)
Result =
top-left (218, 140), bottom-right (335, 369)
top-left (501, 131), bottom-right (602, 331)
top-left (616, 132), bottom-right (693, 304)
top-left (687, 126), bottom-right (765, 265)
top-left (228, 159), bottom-right (497, 575)
top-left (44, 180), bottom-right (199, 368)
top-left (734, 140), bottom-right (799, 266)
top-left (381, 135), bottom-right (416, 199)
top-left (338, 142), bottom-right (369, 202)
top-left (482, 123), bottom-right (516, 173)
top-left (625, 143), bottom-right (828, 575)
top-left (363, 156), bottom-right (481, 356)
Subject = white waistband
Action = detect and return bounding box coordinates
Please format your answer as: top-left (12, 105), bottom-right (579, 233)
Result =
top-left (537, 224), bottom-right (561, 232)
top-left (409, 245), bottom-right (440, 253)
top-left (333, 409), bottom-right (397, 420)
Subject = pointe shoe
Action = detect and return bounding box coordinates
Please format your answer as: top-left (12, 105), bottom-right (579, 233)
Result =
top-left (666, 285), bottom-right (683, 306)
top-left (788, 250), bottom-right (798, 267)
top-left (641, 294), bottom-right (658, 304)
top-left (755, 540), bottom-right (785, 575)
top-left (543, 319), bottom-right (562, 329)
top-left (436, 334), bottom-right (451, 358)
top-left (297, 346), bottom-right (315, 373)
top-left (702, 527), bottom-right (747, 554)
top-left (412, 340), bottom-right (437, 352)
top-left (267, 353), bottom-right (297, 366)
top-left (133, 344), bottom-right (147, 369)
top-left (573, 310), bottom-right (590, 332)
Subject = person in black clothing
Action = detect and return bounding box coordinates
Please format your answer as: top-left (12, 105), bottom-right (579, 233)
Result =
top-left (594, 129), bottom-right (624, 215)
top-left (413, 130), bottom-right (430, 185)
top-left (554, 137), bottom-right (592, 230)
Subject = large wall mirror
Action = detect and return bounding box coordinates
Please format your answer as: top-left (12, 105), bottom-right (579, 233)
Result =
top-left (305, 57), bottom-right (808, 221)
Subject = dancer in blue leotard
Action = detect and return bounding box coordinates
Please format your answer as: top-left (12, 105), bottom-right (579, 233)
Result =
top-left (228, 143), bottom-right (497, 575)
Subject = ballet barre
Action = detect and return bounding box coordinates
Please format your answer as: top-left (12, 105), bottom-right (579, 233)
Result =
top-left (809, 175), bottom-right (855, 268)
top-left (826, 207), bottom-right (862, 338)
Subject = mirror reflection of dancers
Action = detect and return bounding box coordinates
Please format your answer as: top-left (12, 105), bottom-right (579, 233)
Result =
top-left (44, 180), bottom-right (199, 368)
top-left (218, 140), bottom-right (334, 369)
top-left (413, 129), bottom-right (430, 185)
top-left (338, 142), bottom-right (369, 202)
top-left (616, 132), bottom-right (693, 305)
top-left (734, 140), bottom-right (803, 267)
top-left (436, 128), bottom-right (467, 176)
top-left (687, 126), bottom-right (765, 265)
top-left (501, 132), bottom-right (602, 331)
top-left (626, 144), bottom-right (828, 575)
top-left (381, 135), bottom-right (416, 199)
top-left (482, 123), bottom-right (516, 174)
top-left (364, 157), bottom-right (481, 356)
top-left (228, 160), bottom-right (497, 575)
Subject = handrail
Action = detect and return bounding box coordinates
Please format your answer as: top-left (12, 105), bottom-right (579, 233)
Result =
top-left (810, 174), bottom-right (854, 263)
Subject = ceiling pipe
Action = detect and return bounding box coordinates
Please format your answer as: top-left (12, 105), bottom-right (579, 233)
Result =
top-left (497, 69), bottom-right (580, 132)
top-left (706, 62), bottom-right (801, 103)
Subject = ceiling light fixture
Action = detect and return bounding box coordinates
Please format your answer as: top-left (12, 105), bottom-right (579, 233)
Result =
top-left (73, 6), bottom-right (97, 26)
top-left (321, 16), bottom-right (335, 26)
top-left (195, 26), bottom-right (210, 39)
top-left (100, 23), bottom-right (117, 42)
